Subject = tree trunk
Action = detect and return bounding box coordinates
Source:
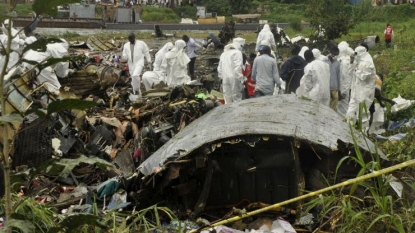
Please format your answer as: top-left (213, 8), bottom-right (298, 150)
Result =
top-left (0, 18), bottom-right (13, 233)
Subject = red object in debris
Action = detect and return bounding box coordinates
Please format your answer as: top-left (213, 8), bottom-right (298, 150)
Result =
top-left (123, 66), bottom-right (129, 71)
top-left (59, 186), bottom-right (74, 193)
top-left (134, 149), bottom-right (141, 158)
top-left (94, 55), bottom-right (101, 63)
top-left (218, 99), bottom-right (225, 105)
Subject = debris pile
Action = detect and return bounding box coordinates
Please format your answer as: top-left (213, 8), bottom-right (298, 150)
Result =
top-left (4, 37), bottom-right (223, 221)
top-left (2, 35), bottom-right (407, 232)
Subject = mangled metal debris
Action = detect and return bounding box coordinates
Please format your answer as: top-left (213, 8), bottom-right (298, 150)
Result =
top-left (0, 32), bottom-right (396, 232)
top-left (136, 95), bottom-right (386, 221)
top-left (2, 33), bottom-right (222, 221)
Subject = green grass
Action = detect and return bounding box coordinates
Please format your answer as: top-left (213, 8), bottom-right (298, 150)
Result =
top-left (0, 3), bottom-right (34, 17)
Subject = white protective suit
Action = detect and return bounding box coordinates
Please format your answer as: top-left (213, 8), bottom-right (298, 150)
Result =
top-left (46, 39), bottom-right (70, 78)
top-left (232, 37), bottom-right (245, 52)
top-left (122, 40), bottom-right (151, 94)
top-left (24, 36), bottom-right (37, 45)
top-left (299, 46), bottom-right (309, 59)
top-left (217, 43), bottom-right (243, 104)
top-left (346, 46), bottom-right (376, 124)
top-left (337, 42), bottom-right (354, 117)
top-left (259, 40), bottom-right (277, 59)
top-left (296, 59), bottom-right (330, 106)
top-left (142, 42), bottom-right (173, 90)
top-left (1, 19), bottom-right (24, 71)
top-left (162, 40), bottom-right (191, 87)
top-left (312, 48), bottom-right (327, 61)
top-left (23, 49), bottom-right (61, 95)
top-left (255, 24), bottom-right (276, 51)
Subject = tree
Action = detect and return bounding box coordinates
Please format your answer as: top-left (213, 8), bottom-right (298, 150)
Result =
top-left (0, 0), bottom-right (81, 231)
top-left (229, 0), bottom-right (253, 14)
top-left (204, 0), bottom-right (232, 16)
top-left (307, 0), bottom-right (355, 40)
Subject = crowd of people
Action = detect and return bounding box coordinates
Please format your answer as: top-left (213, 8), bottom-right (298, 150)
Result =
top-left (119, 22), bottom-right (397, 132)
top-left (1, 19), bottom-right (396, 132)
top-left (214, 23), bottom-right (396, 132)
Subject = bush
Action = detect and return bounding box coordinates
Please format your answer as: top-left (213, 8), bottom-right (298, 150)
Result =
top-left (287, 16), bottom-right (302, 31)
top-left (176, 5), bottom-right (197, 19)
top-left (205, 0), bottom-right (232, 17)
top-left (141, 6), bottom-right (180, 23)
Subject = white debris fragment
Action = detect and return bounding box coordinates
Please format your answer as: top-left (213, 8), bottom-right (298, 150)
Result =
top-left (391, 95), bottom-right (415, 113)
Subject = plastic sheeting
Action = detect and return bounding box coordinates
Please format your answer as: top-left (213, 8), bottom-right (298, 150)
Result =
top-left (391, 95), bottom-right (415, 113)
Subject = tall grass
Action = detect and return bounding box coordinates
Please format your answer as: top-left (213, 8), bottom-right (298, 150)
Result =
top-left (0, 195), bottom-right (60, 232)
top-left (305, 122), bottom-right (415, 232)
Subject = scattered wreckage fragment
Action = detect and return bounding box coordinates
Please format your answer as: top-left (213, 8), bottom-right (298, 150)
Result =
top-left (2, 37), bottom-right (222, 211)
top-left (59, 63), bottom-right (128, 98)
top-left (152, 25), bottom-right (176, 38)
top-left (137, 95), bottom-right (386, 221)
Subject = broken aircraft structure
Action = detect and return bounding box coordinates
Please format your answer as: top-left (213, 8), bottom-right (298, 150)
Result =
top-left (135, 95), bottom-right (386, 220)
top-left (0, 35), bottom-right (391, 226)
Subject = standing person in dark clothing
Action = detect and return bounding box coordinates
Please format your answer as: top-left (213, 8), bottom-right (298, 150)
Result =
top-left (368, 73), bottom-right (396, 130)
top-left (280, 44), bottom-right (307, 94)
top-left (182, 35), bottom-right (201, 80)
top-left (270, 23), bottom-right (282, 47)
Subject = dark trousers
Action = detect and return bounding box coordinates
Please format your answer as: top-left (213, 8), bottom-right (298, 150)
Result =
top-left (385, 39), bottom-right (391, 48)
top-left (254, 90), bottom-right (265, 97)
top-left (189, 57), bottom-right (196, 77)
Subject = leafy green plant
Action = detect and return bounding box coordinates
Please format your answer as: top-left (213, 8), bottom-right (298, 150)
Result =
top-left (176, 5), bottom-right (197, 19)
top-left (0, 195), bottom-right (60, 232)
top-left (204, 0), bottom-right (232, 17)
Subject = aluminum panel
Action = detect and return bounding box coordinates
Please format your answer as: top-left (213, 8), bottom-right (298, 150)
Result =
top-left (139, 94), bottom-right (383, 176)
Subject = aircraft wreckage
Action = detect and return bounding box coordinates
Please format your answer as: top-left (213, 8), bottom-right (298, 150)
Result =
top-left (0, 36), bottom-right (389, 224)
top-left (136, 95), bottom-right (387, 219)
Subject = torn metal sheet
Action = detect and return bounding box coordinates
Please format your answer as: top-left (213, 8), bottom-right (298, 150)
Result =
top-left (4, 69), bottom-right (34, 116)
top-left (13, 117), bottom-right (57, 169)
top-left (139, 94), bottom-right (383, 176)
top-left (112, 150), bottom-right (135, 175)
top-left (86, 36), bottom-right (118, 51)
